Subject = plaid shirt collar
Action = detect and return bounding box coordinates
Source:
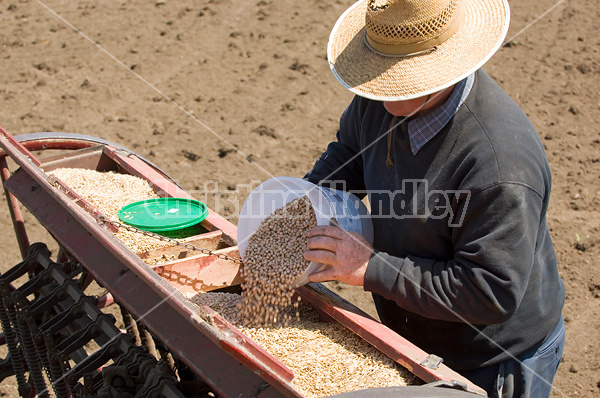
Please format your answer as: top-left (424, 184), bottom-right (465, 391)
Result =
top-left (407, 72), bottom-right (475, 155)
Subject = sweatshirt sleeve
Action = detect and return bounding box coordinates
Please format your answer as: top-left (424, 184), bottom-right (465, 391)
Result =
top-left (364, 182), bottom-right (545, 325)
top-left (304, 96), bottom-right (366, 194)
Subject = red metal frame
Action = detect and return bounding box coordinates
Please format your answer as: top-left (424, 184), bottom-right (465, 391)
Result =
top-left (0, 126), bottom-right (41, 167)
top-left (0, 126), bottom-right (487, 397)
top-left (0, 135), bottom-right (97, 157)
top-left (0, 156), bottom-right (29, 259)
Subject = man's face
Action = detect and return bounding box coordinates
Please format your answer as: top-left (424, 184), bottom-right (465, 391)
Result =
top-left (383, 96), bottom-right (431, 117)
top-left (383, 86), bottom-right (454, 117)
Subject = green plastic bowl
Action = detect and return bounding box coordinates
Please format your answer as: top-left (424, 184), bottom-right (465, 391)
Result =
top-left (118, 197), bottom-right (208, 233)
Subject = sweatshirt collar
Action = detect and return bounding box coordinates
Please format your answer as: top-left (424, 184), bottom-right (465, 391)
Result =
top-left (407, 72), bottom-right (475, 155)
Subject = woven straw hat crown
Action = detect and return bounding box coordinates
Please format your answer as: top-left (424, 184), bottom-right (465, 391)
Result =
top-left (366, 0), bottom-right (460, 50)
top-left (327, 0), bottom-right (510, 100)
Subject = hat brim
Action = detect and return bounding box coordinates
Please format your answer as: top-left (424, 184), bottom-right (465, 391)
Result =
top-left (327, 0), bottom-right (510, 101)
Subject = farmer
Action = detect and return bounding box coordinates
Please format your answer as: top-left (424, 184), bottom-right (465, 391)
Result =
top-left (303, 0), bottom-right (565, 397)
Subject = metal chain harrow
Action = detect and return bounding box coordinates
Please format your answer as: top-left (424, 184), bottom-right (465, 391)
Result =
top-left (0, 243), bottom-right (192, 397)
top-left (96, 214), bottom-right (243, 264)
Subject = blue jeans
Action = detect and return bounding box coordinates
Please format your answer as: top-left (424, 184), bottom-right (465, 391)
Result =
top-left (460, 317), bottom-right (565, 398)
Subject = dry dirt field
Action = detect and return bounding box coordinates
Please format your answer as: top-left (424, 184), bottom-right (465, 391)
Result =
top-left (0, 0), bottom-right (598, 397)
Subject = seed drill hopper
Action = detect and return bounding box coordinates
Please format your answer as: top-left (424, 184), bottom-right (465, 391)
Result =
top-left (0, 126), bottom-right (486, 397)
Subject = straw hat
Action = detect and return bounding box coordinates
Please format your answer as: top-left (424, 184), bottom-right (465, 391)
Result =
top-left (327, 0), bottom-right (510, 100)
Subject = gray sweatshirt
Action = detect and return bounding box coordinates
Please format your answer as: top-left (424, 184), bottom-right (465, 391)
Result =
top-left (305, 70), bottom-right (565, 370)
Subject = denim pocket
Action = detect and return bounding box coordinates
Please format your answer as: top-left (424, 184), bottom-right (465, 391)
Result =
top-left (536, 318), bottom-right (565, 360)
top-left (524, 317), bottom-right (565, 383)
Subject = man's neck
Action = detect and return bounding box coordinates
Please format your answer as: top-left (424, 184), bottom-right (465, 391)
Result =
top-left (414, 85), bottom-right (456, 117)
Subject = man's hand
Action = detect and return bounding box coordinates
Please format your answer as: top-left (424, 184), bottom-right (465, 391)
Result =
top-left (304, 225), bottom-right (373, 286)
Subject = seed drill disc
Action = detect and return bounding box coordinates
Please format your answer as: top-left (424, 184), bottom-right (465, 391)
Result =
top-left (118, 197), bottom-right (208, 232)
